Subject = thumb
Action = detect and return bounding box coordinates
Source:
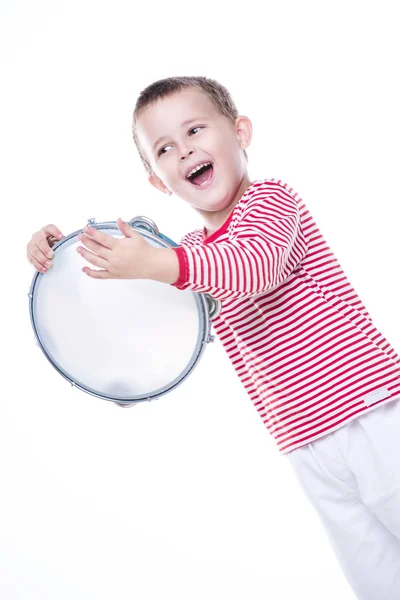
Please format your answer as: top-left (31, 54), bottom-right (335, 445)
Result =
top-left (117, 217), bottom-right (135, 238)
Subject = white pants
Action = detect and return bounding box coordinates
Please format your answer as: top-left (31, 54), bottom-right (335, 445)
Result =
top-left (286, 399), bottom-right (400, 600)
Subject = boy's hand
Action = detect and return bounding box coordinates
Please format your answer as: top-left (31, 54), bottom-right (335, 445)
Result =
top-left (77, 218), bottom-right (179, 284)
top-left (27, 224), bottom-right (64, 272)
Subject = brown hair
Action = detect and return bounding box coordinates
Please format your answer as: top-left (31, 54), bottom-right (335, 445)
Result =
top-left (132, 75), bottom-right (248, 174)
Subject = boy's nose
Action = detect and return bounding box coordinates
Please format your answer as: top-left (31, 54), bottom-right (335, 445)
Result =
top-left (180, 149), bottom-right (194, 161)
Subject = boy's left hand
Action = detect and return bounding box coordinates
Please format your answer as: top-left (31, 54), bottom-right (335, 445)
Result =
top-left (77, 218), bottom-right (160, 280)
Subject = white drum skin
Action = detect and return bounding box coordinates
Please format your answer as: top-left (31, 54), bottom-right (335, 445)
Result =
top-left (28, 218), bottom-right (219, 407)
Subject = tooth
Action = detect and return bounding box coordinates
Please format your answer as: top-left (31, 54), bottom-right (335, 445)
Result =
top-left (187, 162), bottom-right (212, 179)
top-left (189, 163), bottom-right (209, 177)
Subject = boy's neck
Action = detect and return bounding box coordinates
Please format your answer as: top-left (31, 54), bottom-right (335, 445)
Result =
top-left (201, 174), bottom-right (252, 238)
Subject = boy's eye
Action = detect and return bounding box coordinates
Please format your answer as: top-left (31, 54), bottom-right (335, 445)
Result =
top-left (157, 127), bottom-right (203, 157)
top-left (158, 144), bottom-right (173, 156)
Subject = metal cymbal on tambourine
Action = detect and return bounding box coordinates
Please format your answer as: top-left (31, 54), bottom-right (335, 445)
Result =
top-left (28, 216), bottom-right (221, 408)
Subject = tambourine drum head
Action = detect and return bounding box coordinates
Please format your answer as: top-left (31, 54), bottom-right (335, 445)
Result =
top-left (31, 230), bottom-right (202, 401)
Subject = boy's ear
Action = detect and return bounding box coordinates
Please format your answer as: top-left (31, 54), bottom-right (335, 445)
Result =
top-left (235, 116), bottom-right (252, 150)
top-left (148, 173), bottom-right (172, 196)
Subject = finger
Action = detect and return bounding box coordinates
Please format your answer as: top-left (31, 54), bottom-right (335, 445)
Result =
top-left (42, 224), bottom-right (64, 240)
top-left (82, 226), bottom-right (117, 250)
top-left (46, 235), bottom-right (60, 248)
top-left (82, 266), bottom-right (112, 279)
top-left (27, 249), bottom-right (50, 273)
top-left (77, 246), bottom-right (109, 269)
top-left (37, 234), bottom-right (55, 260)
top-left (117, 218), bottom-right (133, 237)
top-left (28, 242), bottom-right (53, 268)
top-left (43, 225), bottom-right (64, 248)
top-left (117, 218), bottom-right (142, 241)
top-left (27, 229), bottom-right (55, 264)
top-left (77, 233), bottom-right (111, 258)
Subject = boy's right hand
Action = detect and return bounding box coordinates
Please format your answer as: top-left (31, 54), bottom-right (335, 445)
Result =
top-left (27, 224), bottom-right (64, 273)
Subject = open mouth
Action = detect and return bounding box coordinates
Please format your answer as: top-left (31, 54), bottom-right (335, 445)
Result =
top-left (186, 162), bottom-right (214, 187)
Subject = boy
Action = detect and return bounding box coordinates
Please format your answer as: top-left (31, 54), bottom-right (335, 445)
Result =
top-left (27, 76), bottom-right (400, 599)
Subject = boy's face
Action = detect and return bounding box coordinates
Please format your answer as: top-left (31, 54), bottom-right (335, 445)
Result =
top-left (136, 88), bottom-right (252, 217)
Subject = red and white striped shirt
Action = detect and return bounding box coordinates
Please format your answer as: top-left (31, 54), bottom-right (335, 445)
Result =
top-left (172, 179), bottom-right (400, 454)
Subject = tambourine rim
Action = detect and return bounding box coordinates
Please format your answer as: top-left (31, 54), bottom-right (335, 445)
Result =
top-left (29, 220), bottom-right (213, 404)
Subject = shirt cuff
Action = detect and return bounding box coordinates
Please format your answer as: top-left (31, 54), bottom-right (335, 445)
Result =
top-left (171, 246), bottom-right (189, 288)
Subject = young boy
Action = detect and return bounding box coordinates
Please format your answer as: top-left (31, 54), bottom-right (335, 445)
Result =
top-left (27, 76), bottom-right (400, 599)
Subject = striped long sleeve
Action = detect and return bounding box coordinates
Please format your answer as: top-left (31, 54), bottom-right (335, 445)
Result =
top-left (171, 178), bottom-right (400, 454)
top-left (172, 181), bottom-right (308, 300)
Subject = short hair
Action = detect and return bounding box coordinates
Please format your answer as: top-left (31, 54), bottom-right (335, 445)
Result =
top-left (132, 75), bottom-right (248, 175)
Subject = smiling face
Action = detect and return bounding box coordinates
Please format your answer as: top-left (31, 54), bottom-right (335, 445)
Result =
top-left (135, 88), bottom-right (253, 229)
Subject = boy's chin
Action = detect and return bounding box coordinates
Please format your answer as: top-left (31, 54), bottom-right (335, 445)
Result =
top-left (190, 194), bottom-right (232, 214)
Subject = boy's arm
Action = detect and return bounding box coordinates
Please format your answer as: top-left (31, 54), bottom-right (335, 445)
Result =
top-left (145, 246), bottom-right (180, 284)
top-left (168, 182), bottom-right (308, 301)
top-left (75, 181), bottom-right (307, 294)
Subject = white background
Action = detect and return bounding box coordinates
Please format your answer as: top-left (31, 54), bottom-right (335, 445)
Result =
top-left (1, 1), bottom-right (400, 598)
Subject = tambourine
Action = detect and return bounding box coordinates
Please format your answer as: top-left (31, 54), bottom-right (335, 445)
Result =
top-left (28, 217), bottom-right (220, 407)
